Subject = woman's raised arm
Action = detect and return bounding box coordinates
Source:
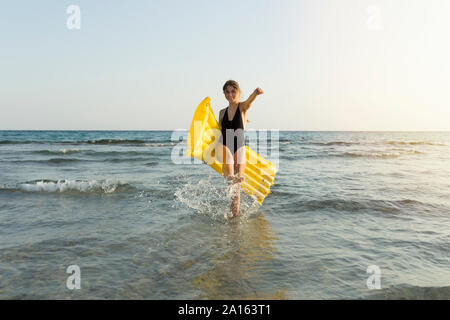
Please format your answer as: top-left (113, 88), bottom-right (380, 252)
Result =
top-left (241, 87), bottom-right (264, 112)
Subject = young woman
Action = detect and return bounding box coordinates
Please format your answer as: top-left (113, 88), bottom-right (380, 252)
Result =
top-left (218, 80), bottom-right (264, 217)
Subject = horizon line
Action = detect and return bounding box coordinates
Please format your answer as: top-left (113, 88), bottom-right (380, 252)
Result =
top-left (1, 129), bottom-right (450, 132)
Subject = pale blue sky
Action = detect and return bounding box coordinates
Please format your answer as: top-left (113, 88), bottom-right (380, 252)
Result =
top-left (1, 0), bottom-right (449, 130)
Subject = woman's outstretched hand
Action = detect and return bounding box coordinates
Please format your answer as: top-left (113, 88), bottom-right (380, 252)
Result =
top-left (255, 87), bottom-right (264, 95)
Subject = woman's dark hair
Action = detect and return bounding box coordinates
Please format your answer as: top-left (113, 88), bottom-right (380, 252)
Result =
top-left (222, 80), bottom-right (241, 95)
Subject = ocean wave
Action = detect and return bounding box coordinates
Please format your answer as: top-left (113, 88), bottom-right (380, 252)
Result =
top-left (10, 158), bottom-right (82, 164)
top-left (83, 150), bottom-right (154, 156)
top-left (280, 154), bottom-right (298, 161)
top-left (86, 139), bottom-right (147, 145)
top-left (0, 140), bottom-right (38, 145)
top-left (385, 141), bottom-right (446, 146)
top-left (103, 157), bottom-right (154, 163)
top-left (307, 140), bottom-right (446, 147)
top-left (288, 197), bottom-right (432, 214)
top-left (47, 158), bottom-right (80, 164)
top-left (72, 150), bottom-right (157, 157)
top-left (144, 142), bottom-right (177, 147)
top-left (337, 149), bottom-right (423, 158)
top-left (0, 139), bottom-right (176, 146)
top-left (311, 141), bottom-right (359, 146)
top-left (296, 149), bottom-right (424, 160)
top-left (9, 157), bottom-right (158, 164)
top-left (84, 139), bottom-right (175, 146)
top-left (31, 149), bottom-right (82, 155)
top-left (0, 179), bottom-right (135, 194)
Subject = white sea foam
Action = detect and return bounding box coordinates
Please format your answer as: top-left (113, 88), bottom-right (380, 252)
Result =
top-left (59, 148), bottom-right (80, 154)
top-left (17, 179), bottom-right (126, 193)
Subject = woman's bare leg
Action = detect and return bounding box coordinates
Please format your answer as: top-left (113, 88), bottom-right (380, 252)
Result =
top-left (222, 145), bottom-right (234, 178)
top-left (230, 163), bottom-right (241, 217)
top-left (222, 146), bottom-right (238, 216)
top-left (222, 145), bottom-right (247, 217)
top-left (235, 146), bottom-right (246, 181)
top-left (230, 147), bottom-right (246, 217)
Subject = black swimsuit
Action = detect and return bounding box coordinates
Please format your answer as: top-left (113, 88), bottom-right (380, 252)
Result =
top-left (221, 103), bottom-right (245, 154)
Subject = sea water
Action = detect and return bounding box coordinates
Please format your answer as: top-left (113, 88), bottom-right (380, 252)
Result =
top-left (0, 130), bottom-right (449, 299)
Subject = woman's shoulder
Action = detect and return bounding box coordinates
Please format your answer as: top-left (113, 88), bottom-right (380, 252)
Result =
top-left (219, 107), bottom-right (226, 122)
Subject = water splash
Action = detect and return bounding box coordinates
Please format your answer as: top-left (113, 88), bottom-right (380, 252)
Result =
top-left (173, 174), bottom-right (260, 221)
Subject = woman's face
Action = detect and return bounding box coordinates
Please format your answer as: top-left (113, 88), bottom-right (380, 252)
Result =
top-left (224, 86), bottom-right (239, 104)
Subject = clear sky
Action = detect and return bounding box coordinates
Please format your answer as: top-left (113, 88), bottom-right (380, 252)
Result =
top-left (1, 0), bottom-right (449, 131)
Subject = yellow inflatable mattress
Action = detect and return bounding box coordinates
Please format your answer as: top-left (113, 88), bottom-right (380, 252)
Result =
top-left (186, 97), bottom-right (277, 205)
